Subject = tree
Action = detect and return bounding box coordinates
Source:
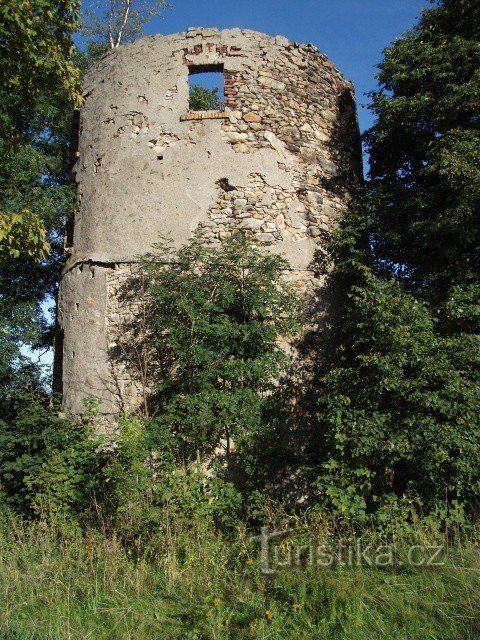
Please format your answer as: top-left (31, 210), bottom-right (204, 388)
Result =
top-left (189, 85), bottom-right (224, 112)
top-left (0, 211), bottom-right (50, 262)
top-left (0, 1), bottom-right (82, 407)
top-left (0, 0), bottom-right (81, 119)
top-left (81, 0), bottom-right (169, 49)
top-left (314, 0), bottom-right (480, 518)
top-left (314, 207), bottom-right (480, 517)
top-left (0, 67), bottom-right (78, 328)
top-left (365, 0), bottom-right (480, 304)
top-left (143, 235), bottom-right (301, 461)
top-left (0, 0), bottom-right (81, 263)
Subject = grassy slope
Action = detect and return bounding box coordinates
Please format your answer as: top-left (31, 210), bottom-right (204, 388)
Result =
top-left (0, 516), bottom-right (479, 640)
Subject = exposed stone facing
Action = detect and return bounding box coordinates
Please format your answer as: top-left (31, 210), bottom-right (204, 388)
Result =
top-left (185, 30), bottom-right (358, 248)
top-left (198, 170), bottom-right (339, 246)
top-left (55, 28), bottom-right (362, 417)
top-left (218, 41), bottom-right (358, 196)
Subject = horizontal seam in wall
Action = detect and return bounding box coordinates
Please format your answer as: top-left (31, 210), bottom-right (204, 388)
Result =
top-left (61, 257), bottom-right (313, 276)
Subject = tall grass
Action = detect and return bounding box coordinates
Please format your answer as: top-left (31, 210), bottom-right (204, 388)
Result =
top-left (0, 511), bottom-right (479, 639)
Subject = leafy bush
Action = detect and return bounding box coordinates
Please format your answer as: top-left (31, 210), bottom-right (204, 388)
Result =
top-left (98, 416), bottom-right (243, 538)
top-left (143, 235), bottom-right (302, 463)
top-left (0, 391), bottom-right (243, 538)
top-left (0, 395), bottom-right (99, 517)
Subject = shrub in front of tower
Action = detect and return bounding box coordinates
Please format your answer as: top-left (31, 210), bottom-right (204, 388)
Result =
top-left (0, 394), bottom-right (100, 520)
top-left (142, 234), bottom-right (302, 472)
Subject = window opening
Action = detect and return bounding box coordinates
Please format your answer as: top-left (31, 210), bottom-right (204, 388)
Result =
top-left (188, 65), bottom-right (225, 112)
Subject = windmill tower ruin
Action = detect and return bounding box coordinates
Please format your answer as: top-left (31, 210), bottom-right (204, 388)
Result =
top-left (54, 28), bottom-right (362, 417)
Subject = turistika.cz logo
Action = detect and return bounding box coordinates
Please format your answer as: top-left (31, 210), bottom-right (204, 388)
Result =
top-left (250, 527), bottom-right (445, 575)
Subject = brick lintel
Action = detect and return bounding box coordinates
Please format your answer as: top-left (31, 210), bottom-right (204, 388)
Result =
top-left (180, 110), bottom-right (230, 121)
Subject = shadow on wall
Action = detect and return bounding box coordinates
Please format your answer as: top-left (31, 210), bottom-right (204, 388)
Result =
top-left (325, 87), bottom-right (364, 197)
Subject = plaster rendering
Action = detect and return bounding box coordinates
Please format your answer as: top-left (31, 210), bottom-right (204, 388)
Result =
top-left (55, 27), bottom-right (362, 416)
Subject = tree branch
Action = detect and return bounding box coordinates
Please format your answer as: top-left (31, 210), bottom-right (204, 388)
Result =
top-left (108, 0), bottom-right (115, 48)
top-left (115, 0), bottom-right (131, 48)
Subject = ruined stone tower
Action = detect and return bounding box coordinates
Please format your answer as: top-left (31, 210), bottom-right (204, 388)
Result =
top-left (55, 28), bottom-right (362, 417)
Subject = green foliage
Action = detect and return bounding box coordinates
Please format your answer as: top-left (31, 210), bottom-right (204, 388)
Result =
top-left (0, 396), bottom-right (99, 517)
top-left (93, 415), bottom-right (155, 528)
top-left (0, 10), bottom-right (80, 385)
top-left (0, 389), bottom-right (242, 536)
top-left (90, 413), bottom-right (243, 538)
top-left (0, 209), bottom-right (50, 261)
top-left (0, 1), bottom-right (80, 263)
top-left (315, 205), bottom-right (480, 517)
top-left (152, 461), bottom-right (243, 530)
top-left (0, 0), bottom-right (81, 118)
top-left (0, 117), bottom-right (75, 400)
top-left (312, 0), bottom-right (480, 520)
top-left (143, 234), bottom-right (301, 460)
top-left (0, 297), bottom-right (45, 420)
top-left (0, 33), bottom-right (91, 524)
top-left (365, 0), bottom-right (480, 303)
top-left (189, 84), bottom-right (224, 111)
top-left (94, 416), bottom-right (244, 534)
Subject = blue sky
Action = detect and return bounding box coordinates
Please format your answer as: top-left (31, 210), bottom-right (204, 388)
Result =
top-left (146, 0), bottom-right (431, 134)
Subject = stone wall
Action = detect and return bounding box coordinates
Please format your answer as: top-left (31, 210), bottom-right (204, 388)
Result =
top-left (55, 28), bottom-right (362, 416)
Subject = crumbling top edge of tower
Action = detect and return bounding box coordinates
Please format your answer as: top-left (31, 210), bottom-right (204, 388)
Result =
top-left (85, 27), bottom-right (355, 92)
